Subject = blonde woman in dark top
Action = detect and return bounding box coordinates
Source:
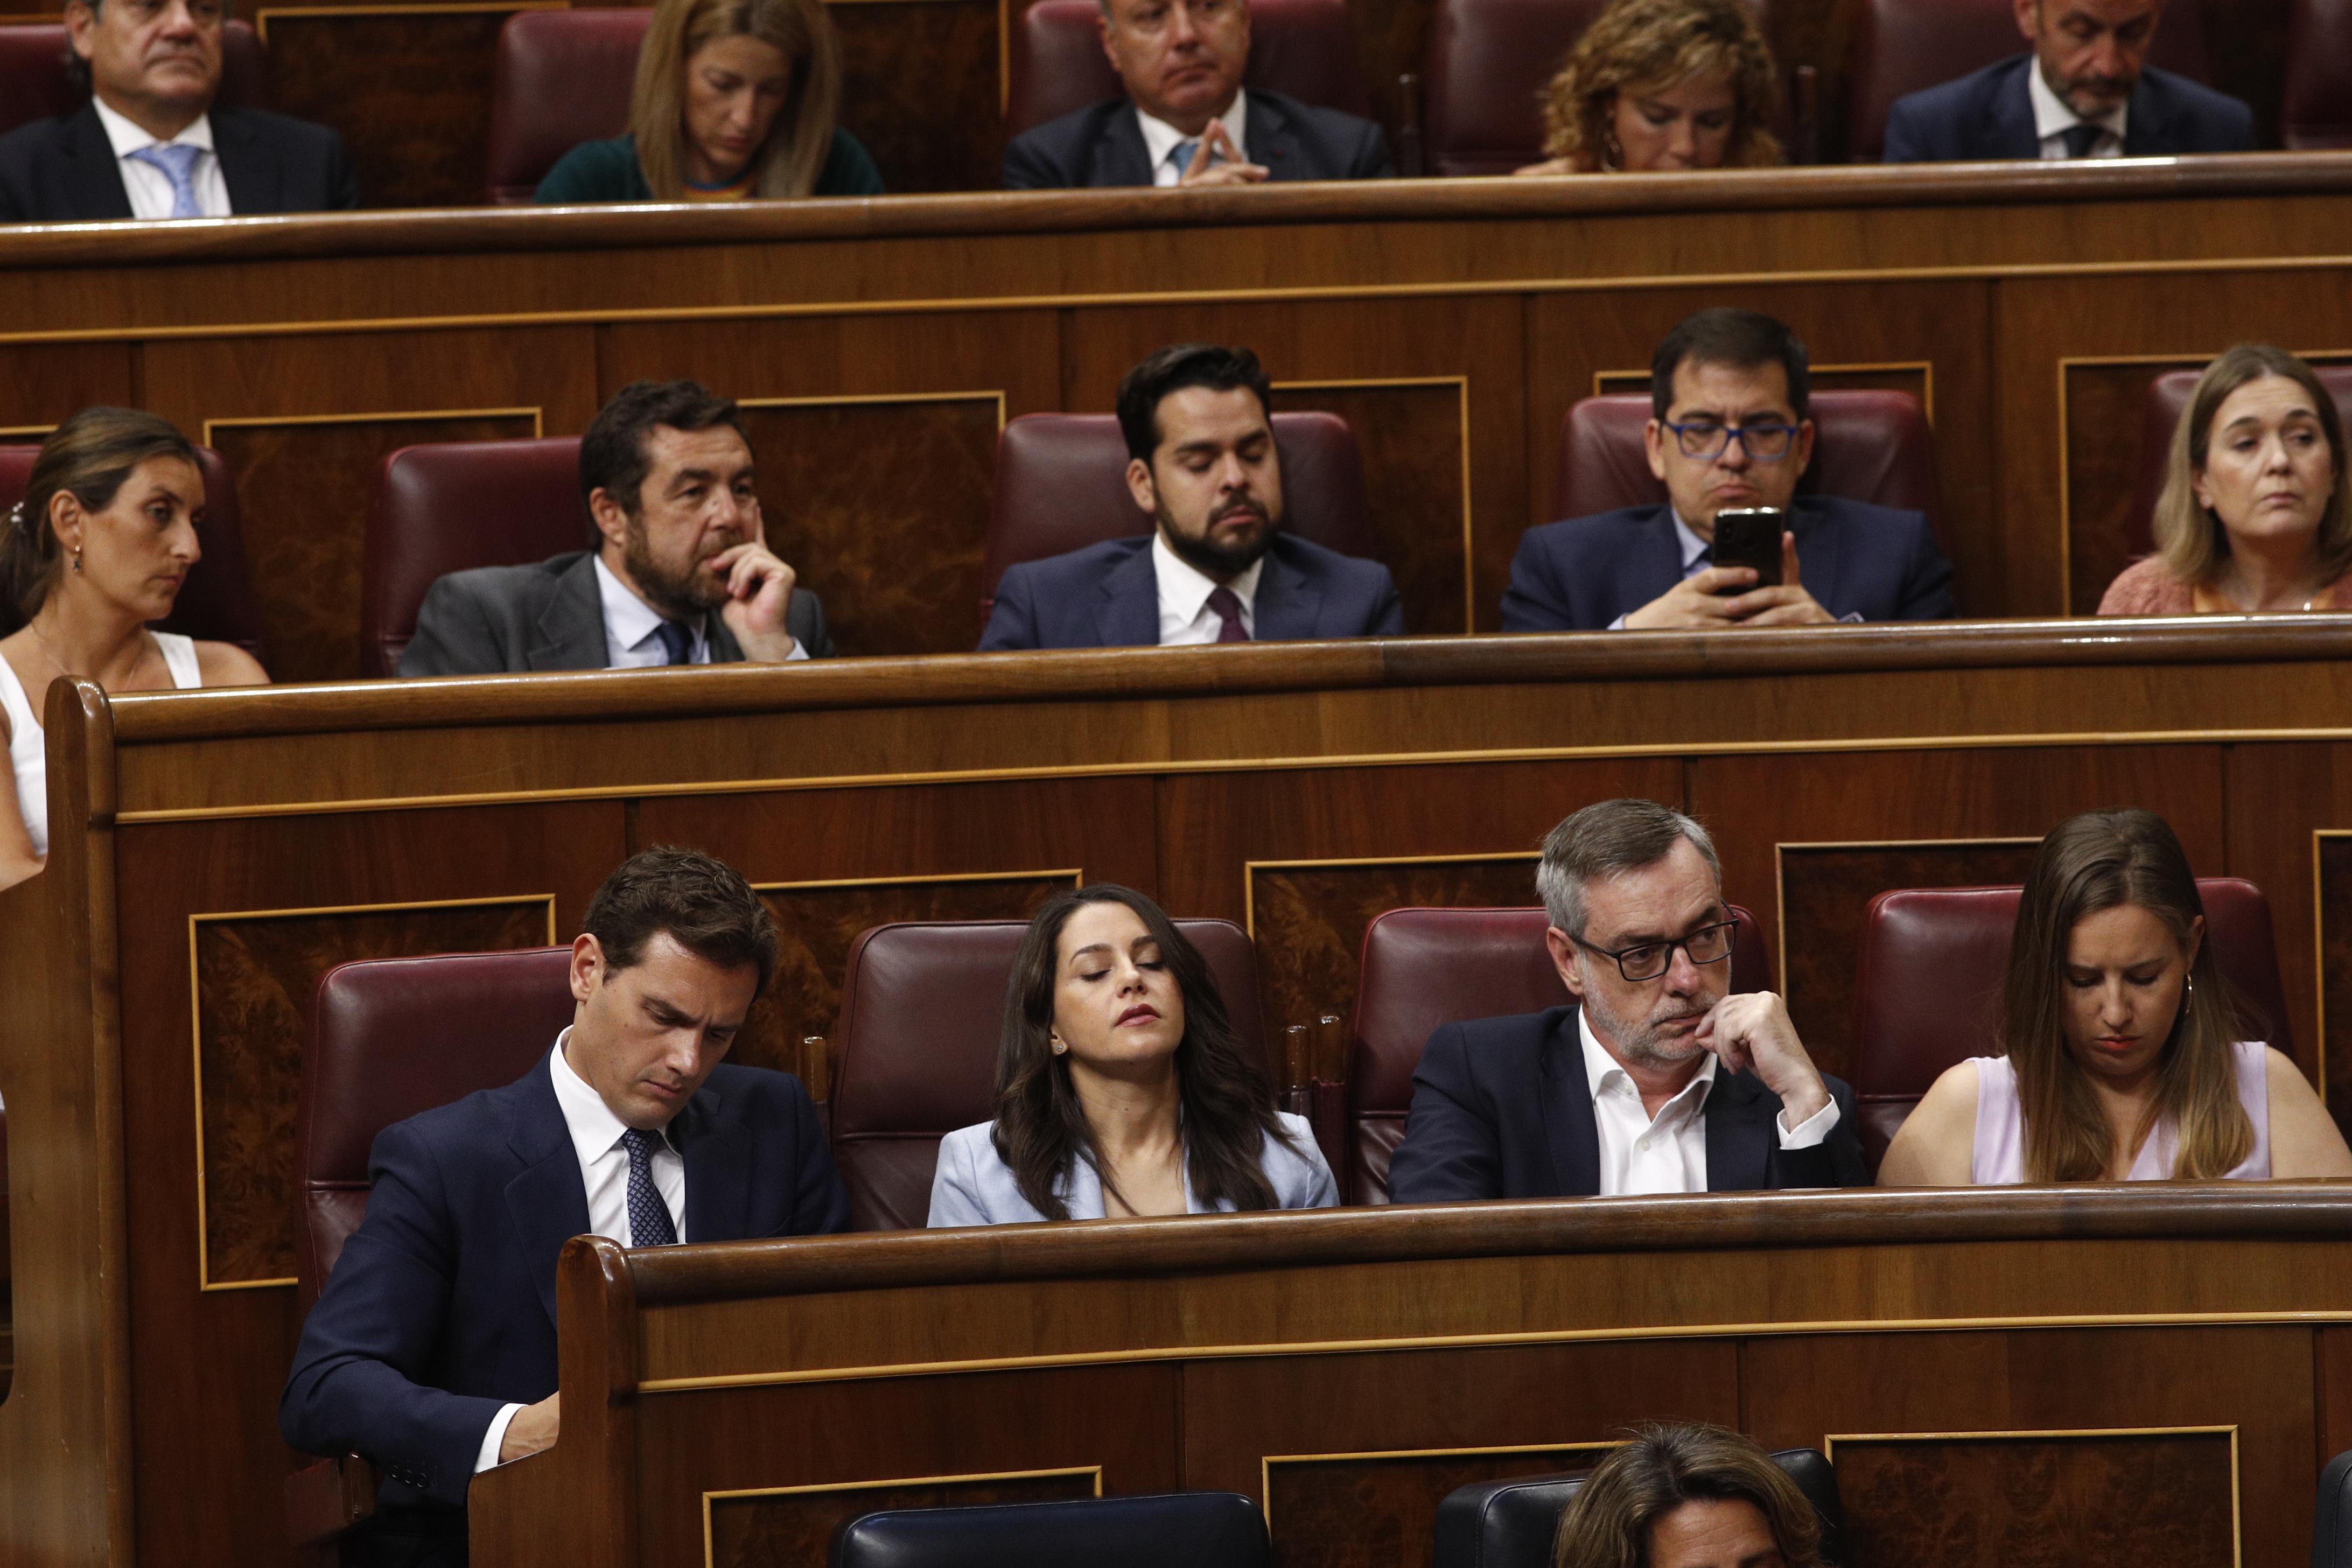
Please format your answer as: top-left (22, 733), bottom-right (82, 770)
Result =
top-left (1515, 0), bottom-right (1782, 176)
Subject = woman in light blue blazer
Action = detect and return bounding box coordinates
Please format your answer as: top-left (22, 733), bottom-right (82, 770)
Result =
top-left (929, 885), bottom-right (1336, 1226)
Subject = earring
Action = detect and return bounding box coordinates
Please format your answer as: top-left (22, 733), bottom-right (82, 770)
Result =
top-left (1049, 1036), bottom-right (1066, 1055)
top-left (2186, 974), bottom-right (2196, 995)
top-left (71, 545), bottom-right (83, 574)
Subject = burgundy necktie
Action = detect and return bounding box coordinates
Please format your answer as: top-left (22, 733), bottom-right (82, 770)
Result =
top-left (1207, 586), bottom-right (1249, 643)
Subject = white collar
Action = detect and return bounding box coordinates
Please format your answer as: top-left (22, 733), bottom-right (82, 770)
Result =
top-left (592, 552), bottom-right (697, 658)
top-left (1152, 529), bottom-right (1265, 622)
top-left (1667, 507), bottom-right (1712, 571)
top-left (1577, 1001), bottom-right (1717, 1111)
top-left (549, 1027), bottom-right (668, 1168)
top-left (2027, 59), bottom-right (2127, 146)
top-left (92, 95), bottom-right (215, 156)
top-left (1135, 88), bottom-right (1248, 177)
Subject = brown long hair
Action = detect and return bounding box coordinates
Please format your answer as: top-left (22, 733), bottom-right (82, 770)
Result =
top-left (2152, 344), bottom-right (2352, 591)
top-left (629, 0), bottom-right (843, 199)
top-left (992, 885), bottom-right (1297, 1220)
top-left (2000, 809), bottom-right (2253, 1182)
top-left (1539, 0), bottom-right (1782, 171)
top-left (1552, 1423), bottom-right (1825, 1568)
top-left (1, 408), bottom-right (197, 633)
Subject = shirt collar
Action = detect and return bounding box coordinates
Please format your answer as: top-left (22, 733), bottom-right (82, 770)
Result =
top-left (549, 1028), bottom-right (667, 1168)
top-left (1135, 87), bottom-right (1249, 176)
top-left (1152, 529), bottom-right (1265, 622)
top-left (2027, 60), bottom-right (2127, 145)
top-left (1577, 1002), bottom-right (1717, 1111)
top-left (92, 95), bottom-right (215, 156)
top-left (592, 552), bottom-right (700, 660)
top-left (1666, 507), bottom-right (1712, 572)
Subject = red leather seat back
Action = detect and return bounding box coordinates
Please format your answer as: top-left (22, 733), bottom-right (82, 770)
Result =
top-left (2286, 0), bottom-right (2352, 149)
top-left (0, 20), bottom-right (265, 138)
top-left (1345, 903), bottom-right (1766, 1205)
top-left (1850, 878), bottom-right (2290, 1168)
top-left (1005, 0), bottom-right (1373, 139)
top-left (0, 442), bottom-right (268, 666)
top-left (830, 917), bottom-right (1266, 1231)
top-left (362, 437), bottom-right (586, 676)
top-left (981, 411), bottom-right (1377, 612)
top-left (485, 8), bottom-right (652, 204)
top-left (1550, 390), bottom-right (1939, 529)
top-left (1848, 0), bottom-right (2210, 160)
top-left (299, 947), bottom-right (577, 1307)
top-left (2125, 367), bottom-right (2352, 562)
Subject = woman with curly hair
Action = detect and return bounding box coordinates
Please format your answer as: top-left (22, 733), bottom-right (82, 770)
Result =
top-left (1516, 0), bottom-right (1782, 175)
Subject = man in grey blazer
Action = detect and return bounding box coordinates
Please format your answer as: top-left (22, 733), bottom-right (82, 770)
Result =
top-left (401, 381), bottom-right (832, 676)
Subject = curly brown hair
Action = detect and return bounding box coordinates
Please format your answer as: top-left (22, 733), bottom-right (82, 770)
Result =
top-left (1539, 0), bottom-right (1782, 171)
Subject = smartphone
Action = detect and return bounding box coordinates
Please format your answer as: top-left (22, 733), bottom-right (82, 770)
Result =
top-left (1709, 508), bottom-right (1786, 590)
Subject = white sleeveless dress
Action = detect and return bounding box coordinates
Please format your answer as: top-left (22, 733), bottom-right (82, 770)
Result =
top-left (0, 632), bottom-right (202, 857)
top-left (1968, 1042), bottom-right (2272, 1182)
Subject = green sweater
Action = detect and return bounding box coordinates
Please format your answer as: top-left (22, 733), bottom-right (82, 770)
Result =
top-left (533, 130), bottom-right (885, 202)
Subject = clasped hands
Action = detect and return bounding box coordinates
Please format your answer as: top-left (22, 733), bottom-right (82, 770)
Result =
top-left (1621, 530), bottom-right (1836, 631)
top-left (1176, 122), bottom-right (1269, 186)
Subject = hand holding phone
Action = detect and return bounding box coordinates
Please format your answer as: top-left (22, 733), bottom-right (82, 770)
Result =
top-left (1709, 508), bottom-right (1786, 590)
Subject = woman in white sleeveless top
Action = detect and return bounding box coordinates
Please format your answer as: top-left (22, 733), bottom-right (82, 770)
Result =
top-left (1881, 810), bottom-right (2352, 1186)
top-left (2, 409), bottom-right (268, 892)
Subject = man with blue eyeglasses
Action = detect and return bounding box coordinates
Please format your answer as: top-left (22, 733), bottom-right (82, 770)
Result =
top-left (1501, 309), bottom-right (1956, 632)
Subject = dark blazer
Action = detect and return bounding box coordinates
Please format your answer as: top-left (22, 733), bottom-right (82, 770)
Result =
top-left (0, 101), bottom-right (359, 222)
top-left (1882, 55), bottom-right (2255, 163)
top-left (1386, 1005), bottom-right (1868, 1203)
top-left (1499, 496), bottom-right (1956, 633)
top-left (1003, 88), bottom-right (1391, 188)
top-left (533, 129), bottom-right (884, 202)
top-left (279, 1054), bottom-right (850, 1514)
top-left (978, 532), bottom-right (1404, 650)
top-left (398, 550), bottom-right (834, 676)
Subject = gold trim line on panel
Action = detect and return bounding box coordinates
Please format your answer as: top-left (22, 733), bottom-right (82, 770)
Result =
top-left (702, 1467), bottom-right (1102, 1568)
top-left (1259, 1440), bottom-right (1614, 1529)
top-left (738, 389), bottom-right (1009, 432)
top-left (631, 1307), bottom-right (2352, 1393)
top-left (0, 424), bottom-right (58, 438)
top-left (252, 0), bottom-right (563, 43)
top-left (186, 892), bottom-right (559, 1292)
top-left (1241, 850), bottom-right (1538, 940)
top-left (752, 867), bottom-right (1083, 894)
top-left (2313, 829), bottom-right (2352, 1111)
top-left (1771, 836), bottom-right (2038, 1008)
top-left (200, 405), bottom-right (546, 444)
top-left (1592, 361), bottom-right (1937, 424)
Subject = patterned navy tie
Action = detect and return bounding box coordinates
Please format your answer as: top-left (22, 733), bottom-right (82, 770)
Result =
top-left (653, 620), bottom-right (694, 666)
top-left (619, 1128), bottom-right (678, 1247)
top-left (128, 143), bottom-right (204, 218)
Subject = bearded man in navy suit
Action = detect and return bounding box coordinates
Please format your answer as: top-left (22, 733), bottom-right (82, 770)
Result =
top-left (280, 848), bottom-right (848, 1566)
top-left (980, 344), bottom-right (1403, 650)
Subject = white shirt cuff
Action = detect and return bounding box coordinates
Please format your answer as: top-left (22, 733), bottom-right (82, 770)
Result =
top-left (475, 1402), bottom-right (525, 1473)
top-left (1607, 614), bottom-right (1628, 631)
top-left (782, 639), bottom-right (810, 662)
top-left (1775, 1095), bottom-right (1840, 1149)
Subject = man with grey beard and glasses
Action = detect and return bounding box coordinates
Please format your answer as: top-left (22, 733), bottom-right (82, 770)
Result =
top-left (1387, 798), bottom-right (1866, 1202)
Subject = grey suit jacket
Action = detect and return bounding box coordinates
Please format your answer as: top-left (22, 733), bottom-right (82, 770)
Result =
top-left (927, 1114), bottom-right (1337, 1225)
top-left (397, 550), bottom-right (833, 676)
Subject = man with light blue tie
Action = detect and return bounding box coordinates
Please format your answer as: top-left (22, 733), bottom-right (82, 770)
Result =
top-left (400, 380), bottom-right (834, 676)
top-left (0, 0), bottom-right (358, 222)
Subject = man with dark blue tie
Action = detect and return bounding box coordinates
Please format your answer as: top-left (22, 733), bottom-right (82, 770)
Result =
top-left (281, 848), bottom-right (850, 1566)
top-left (979, 344), bottom-right (1404, 650)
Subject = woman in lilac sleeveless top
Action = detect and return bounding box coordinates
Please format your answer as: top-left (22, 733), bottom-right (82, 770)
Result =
top-left (1880, 810), bottom-right (2352, 1187)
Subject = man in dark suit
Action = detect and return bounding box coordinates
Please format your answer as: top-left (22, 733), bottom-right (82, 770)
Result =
top-left (1388, 799), bottom-right (1867, 1203)
top-left (981, 344), bottom-right (1403, 650)
top-left (401, 380), bottom-right (832, 675)
top-left (1003, 0), bottom-right (1388, 187)
top-left (1502, 308), bottom-right (1955, 633)
top-left (281, 848), bottom-right (850, 1565)
top-left (0, 0), bottom-right (356, 222)
top-left (1882, 0), bottom-right (2252, 163)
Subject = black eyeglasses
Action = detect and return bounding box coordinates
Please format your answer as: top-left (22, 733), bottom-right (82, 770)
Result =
top-left (1663, 421), bottom-right (1799, 461)
top-left (1569, 916), bottom-right (1739, 983)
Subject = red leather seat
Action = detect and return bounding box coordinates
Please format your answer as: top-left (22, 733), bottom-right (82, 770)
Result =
top-left (829, 917), bottom-right (1268, 1231)
top-left (1549, 389), bottom-right (1938, 528)
top-left (1850, 878), bottom-right (2291, 1169)
top-left (1005, 0), bottom-right (1372, 139)
top-left (1848, 0), bottom-right (2210, 160)
top-left (1345, 903), bottom-right (1767, 1206)
top-left (2286, 0), bottom-right (2352, 149)
top-left (2123, 368), bottom-right (2352, 565)
top-left (484, 8), bottom-right (652, 204)
top-left (361, 437), bottom-right (585, 676)
top-left (0, 20), bottom-right (265, 139)
top-left (981, 411), bottom-right (1377, 617)
top-left (0, 442), bottom-right (268, 668)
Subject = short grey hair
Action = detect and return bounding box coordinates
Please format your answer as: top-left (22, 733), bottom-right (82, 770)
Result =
top-left (1536, 799), bottom-right (1720, 938)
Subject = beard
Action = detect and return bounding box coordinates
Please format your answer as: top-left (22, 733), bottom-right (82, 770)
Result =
top-left (621, 514), bottom-right (726, 622)
top-left (1580, 975), bottom-right (1715, 1070)
top-left (1158, 495), bottom-right (1278, 580)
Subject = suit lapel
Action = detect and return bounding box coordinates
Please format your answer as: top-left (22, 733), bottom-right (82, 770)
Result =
top-left (62, 104), bottom-right (135, 221)
top-left (500, 1058), bottom-right (592, 1332)
top-left (1094, 106), bottom-right (1156, 187)
top-left (1789, 503), bottom-right (1843, 615)
top-left (1703, 1072), bottom-right (1774, 1192)
top-left (1250, 542), bottom-right (1320, 641)
top-left (1618, 508), bottom-right (1686, 619)
top-left (702, 613), bottom-right (745, 664)
top-left (1096, 543), bottom-right (1162, 646)
top-left (1540, 1007), bottom-right (1604, 1198)
top-left (2123, 78), bottom-right (2168, 156)
top-left (209, 109), bottom-right (272, 215)
top-left (528, 554), bottom-right (616, 671)
top-left (1242, 93), bottom-right (1300, 180)
top-left (676, 1083), bottom-right (753, 1243)
top-left (1989, 60), bottom-right (2044, 159)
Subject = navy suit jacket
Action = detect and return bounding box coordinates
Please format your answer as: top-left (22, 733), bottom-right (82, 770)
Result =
top-left (279, 1054), bottom-right (849, 1513)
top-left (979, 532), bottom-right (1404, 650)
top-left (1003, 88), bottom-right (1391, 188)
top-left (0, 101), bottom-right (359, 222)
top-left (1386, 1005), bottom-right (1868, 1202)
top-left (1882, 55), bottom-right (2254, 163)
top-left (1499, 495), bottom-right (1956, 633)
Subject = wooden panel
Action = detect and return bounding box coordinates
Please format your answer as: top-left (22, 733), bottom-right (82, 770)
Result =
top-left (708, 1467), bottom-right (1097, 1568)
top-left (2222, 743), bottom-right (2348, 1109)
top-left (1776, 839), bottom-right (2038, 1086)
top-left (2060, 356), bottom-right (2205, 617)
top-left (832, 0), bottom-right (1003, 195)
top-left (1591, 365), bottom-right (1929, 406)
top-left (1269, 380), bottom-right (1469, 635)
top-left (0, 343), bottom-right (135, 432)
top-left (1265, 1445), bottom-right (1608, 1568)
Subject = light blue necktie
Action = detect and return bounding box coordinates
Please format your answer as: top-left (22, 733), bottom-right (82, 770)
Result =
top-left (1170, 137), bottom-right (1224, 178)
top-left (127, 143), bottom-right (204, 218)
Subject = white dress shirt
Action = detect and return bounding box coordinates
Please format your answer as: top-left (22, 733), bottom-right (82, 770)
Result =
top-left (93, 97), bottom-right (230, 219)
top-left (1577, 1007), bottom-right (1838, 1195)
top-left (1137, 89), bottom-right (1250, 187)
top-left (591, 554), bottom-right (809, 667)
top-left (475, 1031), bottom-right (687, 1472)
top-left (1153, 530), bottom-right (1264, 644)
top-left (2028, 62), bottom-right (2127, 160)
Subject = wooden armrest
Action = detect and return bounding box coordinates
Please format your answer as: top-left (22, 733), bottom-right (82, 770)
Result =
top-left (284, 1452), bottom-right (379, 1548)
